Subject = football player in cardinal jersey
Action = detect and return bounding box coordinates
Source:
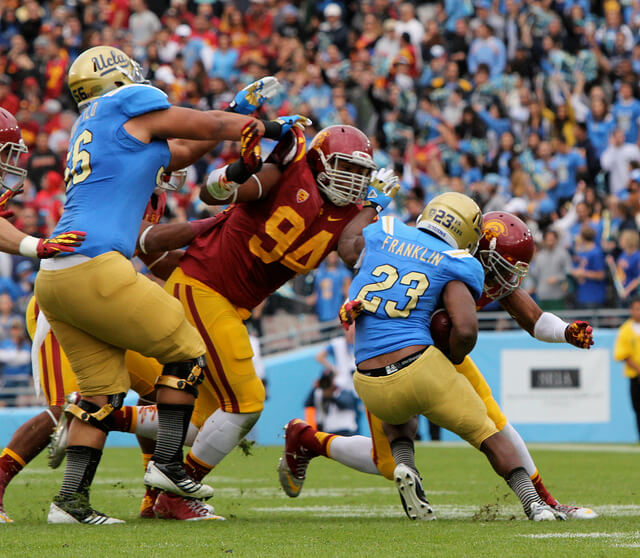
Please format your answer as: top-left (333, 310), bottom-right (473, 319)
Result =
top-left (0, 108), bottom-right (85, 259)
top-left (131, 122), bottom-right (400, 520)
top-left (278, 210), bottom-right (597, 520)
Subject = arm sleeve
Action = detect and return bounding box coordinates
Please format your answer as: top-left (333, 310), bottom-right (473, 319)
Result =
top-left (116, 84), bottom-right (171, 118)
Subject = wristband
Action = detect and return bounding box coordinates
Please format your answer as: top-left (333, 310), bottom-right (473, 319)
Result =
top-left (18, 235), bottom-right (39, 258)
top-left (138, 225), bottom-right (154, 255)
top-left (226, 159), bottom-right (253, 185)
top-left (533, 312), bottom-right (569, 343)
top-left (263, 120), bottom-right (283, 140)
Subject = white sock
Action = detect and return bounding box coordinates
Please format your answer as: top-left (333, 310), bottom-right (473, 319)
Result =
top-left (132, 405), bottom-right (199, 446)
top-left (500, 422), bottom-right (537, 477)
top-left (328, 435), bottom-right (380, 475)
top-left (190, 409), bottom-right (261, 468)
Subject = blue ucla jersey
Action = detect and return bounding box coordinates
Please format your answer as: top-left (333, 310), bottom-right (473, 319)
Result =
top-left (350, 217), bottom-right (484, 364)
top-left (53, 84), bottom-right (171, 258)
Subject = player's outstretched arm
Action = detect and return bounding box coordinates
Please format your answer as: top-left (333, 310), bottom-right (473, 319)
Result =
top-left (0, 218), bottom-right (85, 258)
top-left (443, 280), bottom-right (478, 364)
top-left (499, 287), bottom-right (593, 349)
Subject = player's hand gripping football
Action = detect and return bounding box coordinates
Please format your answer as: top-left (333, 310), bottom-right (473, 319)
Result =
top-left (37, 231), bottom-right (86, 258)
top-left (143, 191), bottom-right (167, 224)
top-left (564, 320), bottom-right (594, 349)
top-left (227, 76), bottom-right (281, 115)
top-left (339, 299), bottom-right (364, 330)
top-left (364, 167), bottom-right (400, 213)
top-left (0, 187), bottom-right (22, 219)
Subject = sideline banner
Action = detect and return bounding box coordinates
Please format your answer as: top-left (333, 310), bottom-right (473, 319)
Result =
top-left (501, 349), bottom-right (610, 423)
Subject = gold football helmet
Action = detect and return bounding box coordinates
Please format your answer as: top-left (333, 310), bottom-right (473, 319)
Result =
top-left (67, 46), bottom-right (147, 108)
top-left (416, 192), bottom-right (483, 254)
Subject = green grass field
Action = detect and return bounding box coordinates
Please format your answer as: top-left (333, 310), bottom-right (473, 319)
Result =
top-left (2, 443), bottom-right (639, 558)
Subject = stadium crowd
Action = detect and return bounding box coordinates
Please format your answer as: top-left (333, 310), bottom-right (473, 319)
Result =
top-left (2, 0), bottom-right (640, 398)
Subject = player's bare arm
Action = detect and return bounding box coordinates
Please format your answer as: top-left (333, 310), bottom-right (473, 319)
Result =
top-left (443, 280), bottom-right (478, 364)
top-left (499, 287), bottom-right (594, 349)
top-left (338, 168), bottom-right (401, 268)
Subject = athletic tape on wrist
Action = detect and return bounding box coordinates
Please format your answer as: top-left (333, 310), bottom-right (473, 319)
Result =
top-left (18, 235), bottom-right (39, 258)
top-left (533, 312), bottom-right (568, 343)
top-left (138, 225), bottom-right (154, 255)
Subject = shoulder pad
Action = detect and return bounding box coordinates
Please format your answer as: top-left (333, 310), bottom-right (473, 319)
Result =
top-left (266, 127), bottom-right (306, 169)
top-left (107, 84), bottom-right (171, 118)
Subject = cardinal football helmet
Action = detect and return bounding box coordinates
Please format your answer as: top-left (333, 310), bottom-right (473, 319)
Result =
top-left (67, 46), bottom-right (147, 108)
top-left (416, 192), bottom-right (483, 254)
top-left (0, 108), bottom-right (27, 193)
top-left (307, 125), bottom-right (377, 206)
top-left (479, 211), bottom-right (534, 300)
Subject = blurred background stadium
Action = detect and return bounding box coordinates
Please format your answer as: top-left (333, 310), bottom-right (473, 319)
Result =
top-left (0, 0), bottom-right (639, 446)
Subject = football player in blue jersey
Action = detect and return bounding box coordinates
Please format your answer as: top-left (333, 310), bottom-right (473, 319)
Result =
top-left (35, 45), bottom-right (301, 525)
top-left (333, 188), bottom-right (565, 521)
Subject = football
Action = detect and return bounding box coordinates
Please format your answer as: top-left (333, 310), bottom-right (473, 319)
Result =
top-left (430, 308), bottom-right (452, 353)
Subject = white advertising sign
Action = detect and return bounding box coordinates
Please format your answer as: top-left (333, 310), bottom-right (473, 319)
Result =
top-left (500, 349), bottom-right (610, 423)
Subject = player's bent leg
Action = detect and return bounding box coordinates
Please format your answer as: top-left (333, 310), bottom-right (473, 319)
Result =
top-left (383, 418), bottom-right (435, 521)
top-left (48, 393), bottom-right (126, 525)
top-left (480, 432), bottom-right (565, 521)
top-left (366, 411), bottom-right (397, 481)
top-left (143, 356), bottom-right (214, 500)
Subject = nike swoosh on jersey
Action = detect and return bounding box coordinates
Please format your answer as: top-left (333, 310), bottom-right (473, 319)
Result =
top-left (327, 216), bottom-right (342, 222)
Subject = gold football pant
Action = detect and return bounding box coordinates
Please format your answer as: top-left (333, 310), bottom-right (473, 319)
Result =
top-left (34, 252), bottom-right (205, 396)
top-left (26, 296), bottom-right (161, 405)
top-left (364, 355), bottom-right (508, 480)
top-left (164, 267), bottom-right (266, 427)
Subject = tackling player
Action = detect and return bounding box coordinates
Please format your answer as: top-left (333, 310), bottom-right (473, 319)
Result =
top-left (311, 192), bottom-right (564, 520)
top-left (35, 46), bottom-right (299, 525)
top-left (278, 209), bottom-right (596, 519)
top-left (131, 124), bottom-right (400, 519)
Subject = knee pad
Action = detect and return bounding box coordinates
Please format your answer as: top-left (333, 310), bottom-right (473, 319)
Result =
top-left (65, 393), bottom-right (126, 434)
top-left (156, 356), bottom-right (206, 397)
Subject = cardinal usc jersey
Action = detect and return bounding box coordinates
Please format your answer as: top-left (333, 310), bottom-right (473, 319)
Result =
top-left (179, 157), bottom-right (360, 310)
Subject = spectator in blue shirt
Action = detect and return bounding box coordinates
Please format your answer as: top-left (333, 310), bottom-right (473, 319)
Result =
top-left (468, 22), bottom-right (506, 78)
top-left (307, 251), bottom-right (352, 325)
top-left (206, 34), bottom-right (238, 80)
top-left (549, 137), bottom-right (586, 203)
top-left (571, 225), bottom-right (607, 307)
top-left (300, 65), bottom-right (332, 117)
top-left (611, 81), bottom-right (640, 144)
top-left (0, 317), bottom-right (32, 406)
top-left (615, 229), bottom-right (640, 299)
top-left (304, 370), bottom-right (359, 436)
top-left (586, 97), bottom-right (616, 159)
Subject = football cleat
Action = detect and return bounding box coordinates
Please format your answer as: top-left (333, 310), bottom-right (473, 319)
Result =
top-left (144, 460), bottom-right (214, 500)
top-left (47, 495), bottom-right (124, 525)
top-left (277, 419), bottom-right (317, 498)
top-left (0, 506), bottom-right (13, 523)
top-left (48, 391), bottom-right (80, 469)
top-left (393, 464), bottom-right (436, 521)
top-left (139, 486), bottom-right (160, 519)
top-left (152, 492), bottom-right (225, 521)
top-left (553, 503), bottom-right (598, 519)
top-left (529, 502), bottom-right (566, 521)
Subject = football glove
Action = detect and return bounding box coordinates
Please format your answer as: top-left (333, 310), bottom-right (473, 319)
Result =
top-left (0, 187), bottom-right (22, 219)
top-left (263, 115), bottom-right (312, 140)
top-left (339, 299), bottom-right (364, 330)
top-left (143, 191), bottom-right (167, 224)
top-left (564, 320), bottom-right (594, 349)
top-left (37, 231), bottom-right (86, 258)
top-left (363, 167), bottom-right (400, 213)
top-left (225, 120), bottom-right (263, 184)
top-left (227, 76), bottom-right (281, 115)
